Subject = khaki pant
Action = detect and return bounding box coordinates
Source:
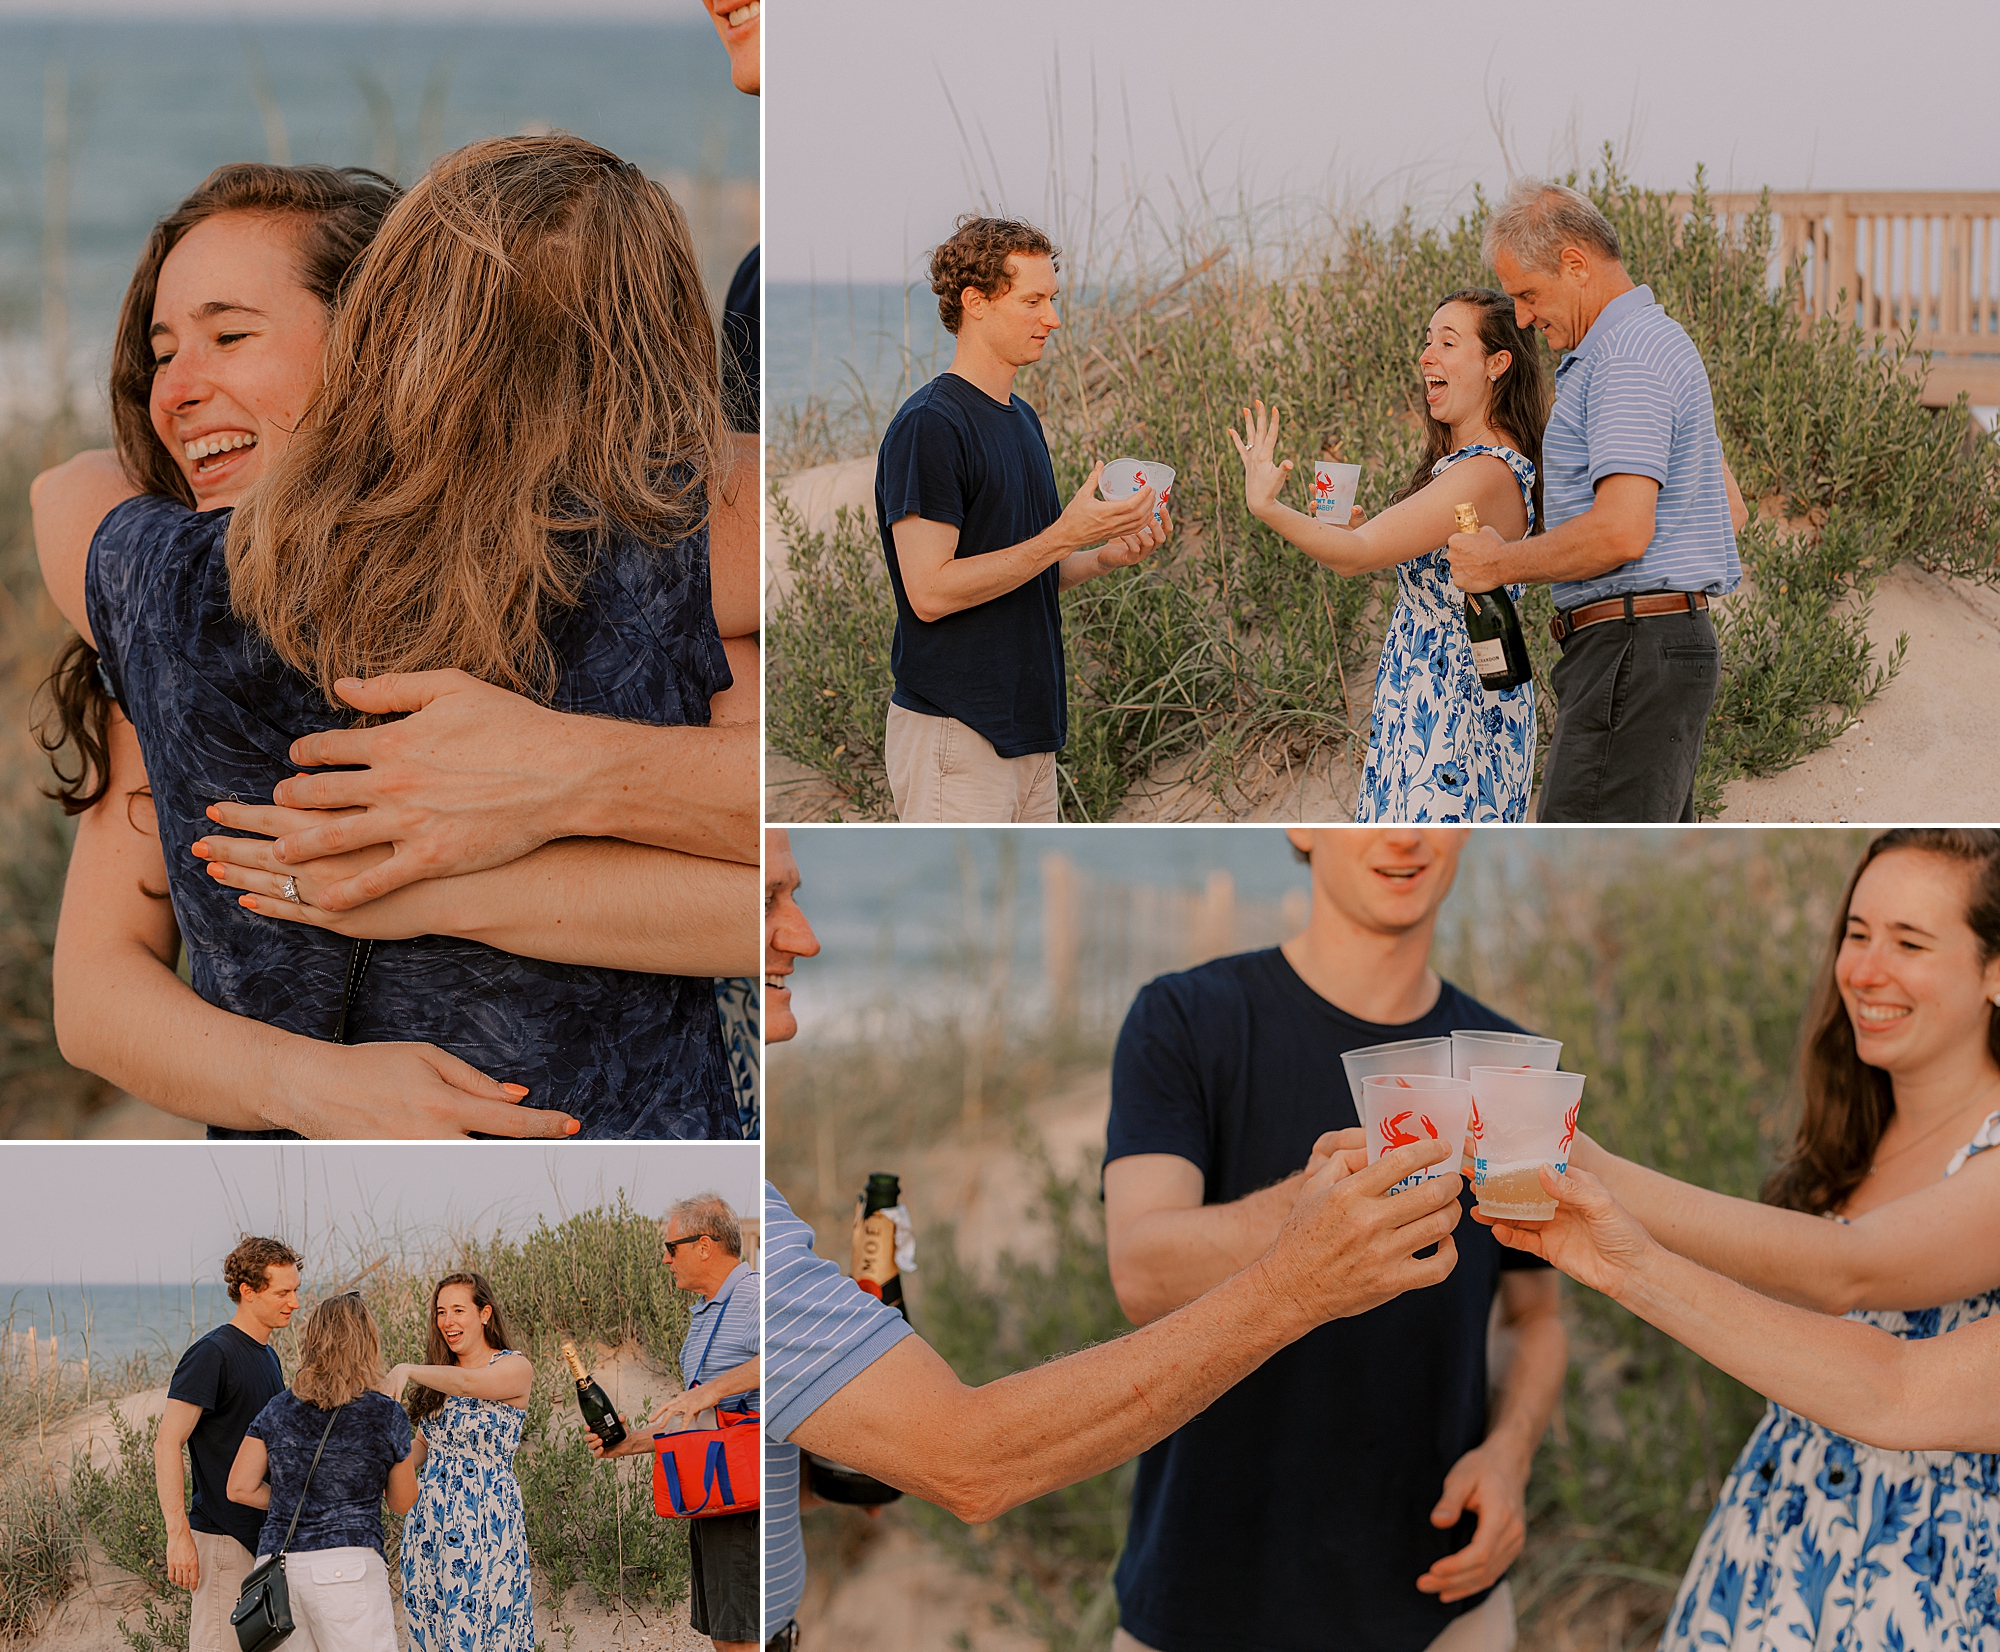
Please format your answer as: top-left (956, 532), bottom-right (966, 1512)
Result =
top-left (1112, 1579), bottom-right (1516, 1652)
top-left (188, 1530), bottom-right (254, 1652)
top-left (884, 703), bottom-right (1059, 823)
top-left (251, 1547), bottom-right (399, 1652)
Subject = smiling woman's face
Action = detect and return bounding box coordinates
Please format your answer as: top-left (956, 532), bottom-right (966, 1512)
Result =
top-left (149, 211), bottom-right (328, 510)
top-left (1837, 850), bottom-right (2000, 1078)
top-left (435, 1284), bottom-right (492, 1359)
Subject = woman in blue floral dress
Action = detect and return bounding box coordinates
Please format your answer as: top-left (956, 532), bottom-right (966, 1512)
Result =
top-left (1553, 829), bottom-right (2000, 1649)
top-left (385, 1273), bottom-right (536, 1651)
top-left (1231, 287), bottom-right (1550, 822)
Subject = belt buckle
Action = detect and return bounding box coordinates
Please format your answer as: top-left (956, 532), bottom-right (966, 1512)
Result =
top-left (1549, 609), bottom-right (1572, 649)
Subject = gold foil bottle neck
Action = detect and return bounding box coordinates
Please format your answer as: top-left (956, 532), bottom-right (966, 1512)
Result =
top-left (1454, 502), bottom-right (1480, 534)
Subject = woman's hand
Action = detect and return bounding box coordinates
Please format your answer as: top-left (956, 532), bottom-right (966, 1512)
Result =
top-left (1228, 399), bottom-right (1295, 517)
top-left (267, 1039), bottom-right (580, 1139)
top-left (195, 803), bottom-right (421, 939)
top-left (1474, 1166), bottom-right (1656, 1299)
top-left (378, 1364), bottom-right (412, 1398)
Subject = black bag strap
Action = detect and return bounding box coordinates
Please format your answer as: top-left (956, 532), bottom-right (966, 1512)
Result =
top-left (332, 941), bottom-right (374, 1044)
top-left (276, 1404), bottom-right (344, 1559)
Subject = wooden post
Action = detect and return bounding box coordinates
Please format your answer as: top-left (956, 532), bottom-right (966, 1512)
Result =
top-left (1042, 852), bottom-right (1080, 1043)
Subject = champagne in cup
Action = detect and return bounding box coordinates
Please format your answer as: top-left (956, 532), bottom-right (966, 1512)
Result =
top-left (1358, 1074), bottom-right (1475, 1194)
top-left (1465, 1066), bottom-right (1587, 1220)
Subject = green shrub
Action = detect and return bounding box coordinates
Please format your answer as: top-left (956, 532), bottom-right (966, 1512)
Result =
top-left (0, 1457), bottom-right (84, 1641)
top-left (69, 1409), bottom-right (191, 1652)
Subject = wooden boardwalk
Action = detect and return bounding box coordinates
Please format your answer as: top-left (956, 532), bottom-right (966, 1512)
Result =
top-left (1675, 191), bottom-right (2000, 407)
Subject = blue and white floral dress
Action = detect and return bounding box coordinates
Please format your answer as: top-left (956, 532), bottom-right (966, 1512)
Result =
top-left (1356, 443), bottom-right (1536, 823)
top-left (1664, 1109), bottom-right (2000, 1651)
top-left (402, 1352), bottom-right (534, 1651)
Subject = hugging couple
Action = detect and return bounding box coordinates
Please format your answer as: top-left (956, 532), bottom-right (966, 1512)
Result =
top-left (161, 1237), bottom-right (536, 1652)
top-left (31, 133), bottom-right (759, 1141)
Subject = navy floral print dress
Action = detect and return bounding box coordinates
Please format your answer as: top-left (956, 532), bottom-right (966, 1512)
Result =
top-left (1664, 1109), bottom-right (2000, 1651)
top-left (85, 495), bottom-right (736, 1140)
top-left (1356, 443), bottom-right (1537, 823)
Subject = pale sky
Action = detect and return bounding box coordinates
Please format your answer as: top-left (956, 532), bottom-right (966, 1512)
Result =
top-left (0, 1143), bottom-right (761, 1284)
top-left (769, 0), bottom-right (2000, 283)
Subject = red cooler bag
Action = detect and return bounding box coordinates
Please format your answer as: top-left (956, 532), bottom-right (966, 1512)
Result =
top-left (653, 1408), bottom-right (760, 1519)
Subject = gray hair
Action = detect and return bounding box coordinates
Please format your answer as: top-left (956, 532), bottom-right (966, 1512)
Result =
top-left (1483, 179), bottom-right (1623, 274)
top-left (666, 1193), bottom-right (741, 1258)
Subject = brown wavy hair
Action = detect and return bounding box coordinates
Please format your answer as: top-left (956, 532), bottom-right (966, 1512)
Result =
top-left (929, 215), bottom-right (1059, 335)
top-left (292, 1293), bottom-right (384, 1410)
top-left (1389, 287), bottom-right (1550, 533)
top-left (34, 163), bottom-right (399, 813)
top-left (1762, 829), bottom-right (2000, 1215)
top-left (407, 1272), bottom-right (517, 1427)
top-left (225, 132), bottom-right (725, 711)
top-left (224, 1235), bottom-right (302, 1303)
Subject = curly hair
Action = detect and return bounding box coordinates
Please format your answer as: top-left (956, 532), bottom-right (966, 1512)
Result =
top-left (1763, 829), bottom-right (2000, 1215)
top-left (928, 215), bottom-right (1059, 335)
top-left (224, 1236), bottom-right (302, 1304)
top-left (292, 1293), bottom-right (384, 1411)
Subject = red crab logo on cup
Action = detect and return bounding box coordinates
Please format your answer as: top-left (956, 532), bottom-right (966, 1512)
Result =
top-left (1315, 470), bottom-right (1334, 498)
top-left (1559, 1099), bottom-right (1580, 1159)
top-left (1380, 1111), bottom-right (1441, 1151)
top-left (1468, 1097), bottom-right (1483, 1142)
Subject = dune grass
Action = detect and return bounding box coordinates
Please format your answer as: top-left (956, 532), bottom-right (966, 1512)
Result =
top-left (768, 829), bottom-right (1873, 1649)
top-left (767, 154), bottom-right (1999, 821)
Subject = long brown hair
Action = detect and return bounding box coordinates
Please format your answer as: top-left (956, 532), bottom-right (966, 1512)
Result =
top-left (1389, 287), bottom-right (1549, 532)
top-left (1763, 829), bottom-right (2000, 1215)
top-left (407, 1272), bottom-right (516, 1427)
top-left (227, 132), bottom-right (726, 710)
top-left (292, 1293), bottom-right (385, 1410)
top-left (34, 163), bottom-right (399, 813)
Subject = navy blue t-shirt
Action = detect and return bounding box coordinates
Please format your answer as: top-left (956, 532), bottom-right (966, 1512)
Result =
top-left (1104, 949), bottom-right (1552, 1652)
top-left (84, 495), bottom-right (736, 1141)
top-left (875, 372), bottom-right (1068, 757)
top-left (165, 1323), bottom-right (284, 1554)
top-left (722, 243), bottom-right (759, 434)
top-left (245, 1388), bottom-right (412, 1559)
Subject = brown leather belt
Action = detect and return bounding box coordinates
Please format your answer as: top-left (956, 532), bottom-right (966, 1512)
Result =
top-left (1551, 590), bottom-right (1709, 647)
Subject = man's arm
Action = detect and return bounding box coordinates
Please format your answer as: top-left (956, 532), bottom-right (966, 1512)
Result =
top-left (891, 461), bottom-right (1164, 623)
top-left (197, 808), bottom-right (759, 975)
top-left (1446, 473), bottom-right (1659, 592)
top-left (154, 1398), bottom-right (203, 1590)
top-left (1416, 1270), bottom-right (1567, 1603)
top-left (261, 672), bottom-right (757, 905)
top-left (790, 1140), bottom-right (1462, 1524)
top-left (589, 1354), bottom-right (763, 1456)
top-left (710, 432), bottom-right (760, 638)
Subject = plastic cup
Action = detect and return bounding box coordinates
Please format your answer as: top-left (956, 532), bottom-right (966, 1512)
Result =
top-left (1101, 457), bottom-right (1176, 514)
top-left (1466, 1066), bottom-right (1587, 1220)
top-left (1450, 1030), bottom-right (1562, 1081)
top-left (1341, 1037), bottom-right (1454, 1106)
top-left (1312, 460), bottom-right (1362, 522)
top-left (1358, 1074), bottom-right (1475, 1193)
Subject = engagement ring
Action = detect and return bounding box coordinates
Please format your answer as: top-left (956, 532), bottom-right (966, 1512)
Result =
top-left (281, 876), bottom-right (303, 905)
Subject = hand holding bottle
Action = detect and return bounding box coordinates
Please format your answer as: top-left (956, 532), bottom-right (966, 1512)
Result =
top-left (1444, 520), bottom-right (1512, 594)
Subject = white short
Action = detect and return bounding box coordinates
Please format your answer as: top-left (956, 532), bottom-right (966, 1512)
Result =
top-left (250, 1546), bottom-right (398, 1652)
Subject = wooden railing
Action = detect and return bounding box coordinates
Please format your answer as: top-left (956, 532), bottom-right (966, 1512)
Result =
top-left (1671, 191), bottom-right (2000, 406)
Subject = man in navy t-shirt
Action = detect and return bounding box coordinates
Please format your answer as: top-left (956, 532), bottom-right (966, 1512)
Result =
top-left (875, 215), bottom-right (1173, 823)
top-left (157, 1235), bottom-right (299, 1652)
top-left (1105, 830), bottom-right (1569, 1652)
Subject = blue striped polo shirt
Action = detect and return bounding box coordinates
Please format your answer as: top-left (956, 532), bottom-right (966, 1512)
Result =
top-left (762, 1182), bottom-right (915, 1634)
top-left (680, 1261), bottom-right (760, 1412)
top-left (1543, 283), bottom-right (1742, 610)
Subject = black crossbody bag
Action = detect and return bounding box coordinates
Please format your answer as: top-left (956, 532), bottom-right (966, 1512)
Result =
top-left (231, 1403), bottom-right (343, 1652)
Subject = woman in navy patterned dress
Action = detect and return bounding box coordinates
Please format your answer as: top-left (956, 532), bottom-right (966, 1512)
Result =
top-left (32, 142), bottom-right (758, 1139)
top-left (1548, 830), bottom-right (2000, 1649)
top-left (384, 1274), bottom-right (535, 1652)
top-left (1231, 288), bottom-right (1550, 822)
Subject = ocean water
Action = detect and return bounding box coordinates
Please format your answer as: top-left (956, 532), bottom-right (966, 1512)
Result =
top-left (768, 279), bottom-right (953, 415)
top-left (0, 1280), bottom-right (237, 1366)
top-left (0, 18), bottom-right (758, 403)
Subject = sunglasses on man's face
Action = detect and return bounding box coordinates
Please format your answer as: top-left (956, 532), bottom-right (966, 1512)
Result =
top-left (661, 1234), bottom-right (709, 1259)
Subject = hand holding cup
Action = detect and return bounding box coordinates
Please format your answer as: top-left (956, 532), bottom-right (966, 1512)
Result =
top-left (1475, 1165), bottom-right (1655, 1301)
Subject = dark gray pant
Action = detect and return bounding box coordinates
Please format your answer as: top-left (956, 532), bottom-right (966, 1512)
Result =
top-left (689, 1507), bottom-right (762, 1642)
top-left (1537, 605), bottom-right (1720, 821)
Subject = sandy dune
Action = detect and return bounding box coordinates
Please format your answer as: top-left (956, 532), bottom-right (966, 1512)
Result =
top-left (769, 457), bottom-right (1999, 825)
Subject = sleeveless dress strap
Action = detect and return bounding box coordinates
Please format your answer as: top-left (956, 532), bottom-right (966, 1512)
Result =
top-left (1946, 1106), bottom-right (2000, 1177)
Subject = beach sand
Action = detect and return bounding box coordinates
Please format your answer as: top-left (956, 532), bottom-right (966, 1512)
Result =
top-left (767, 456), bottom-right (2000, 824)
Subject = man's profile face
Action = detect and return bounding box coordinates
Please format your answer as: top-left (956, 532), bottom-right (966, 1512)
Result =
top-left (1492, 245), bottom-right (1588, 354)
top-left (240, 1264), bottom-right (301, 1331)
top-left (961, 253), bottom-right (1061, 370)
top-left (765, 828), bottom-right (819, 1045)
top-left (1287, 829), bottom-right (1469, 937)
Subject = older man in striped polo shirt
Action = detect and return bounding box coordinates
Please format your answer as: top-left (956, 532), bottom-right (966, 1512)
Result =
top-left (1448, 179), bottom-right (1748, 821)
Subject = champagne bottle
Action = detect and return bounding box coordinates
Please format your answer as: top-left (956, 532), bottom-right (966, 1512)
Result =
top-left (561, 1339), bottom-right (627, 1451)
top-left (1455, 502), bottom-right (1533, 692)
top-left (807, 1174), bottom-right (911, 1506)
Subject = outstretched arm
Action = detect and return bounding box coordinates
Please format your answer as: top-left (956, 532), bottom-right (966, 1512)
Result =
top-left (384, 1353), bottom-right (534, 1405)
top-left (791, 1141), bottom-right (1462, 1524)
top-left (1567, 1129), bottom-right (2000, 1314)
top-left (1484, 1166), bottom-right (2000, 1454)
top-left (196, 803), bottom-right (758, 976)
top-left (1230, 400), bottom-right (1527, 576)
